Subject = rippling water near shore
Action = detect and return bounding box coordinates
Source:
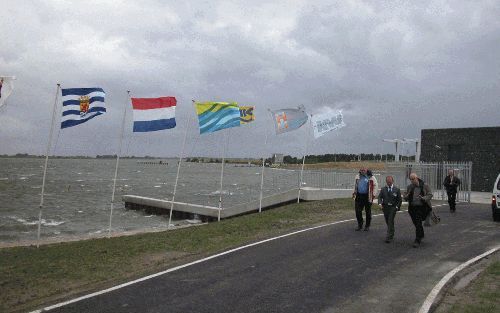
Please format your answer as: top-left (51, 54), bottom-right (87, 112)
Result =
top-left (0, 158), bottom-right (300, 245)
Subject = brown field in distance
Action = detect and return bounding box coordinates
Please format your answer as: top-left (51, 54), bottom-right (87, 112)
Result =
top-left (282, 161), bottom-right (386, 171)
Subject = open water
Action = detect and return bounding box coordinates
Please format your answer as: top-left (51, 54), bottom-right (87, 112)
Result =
top-left (0, 158), bottom-right (302, 245)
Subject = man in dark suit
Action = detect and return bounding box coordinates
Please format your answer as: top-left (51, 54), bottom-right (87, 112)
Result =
top-left (443, 169), bottom-right (461, 213)
top-left (378, 176), bottom-right (402, 243)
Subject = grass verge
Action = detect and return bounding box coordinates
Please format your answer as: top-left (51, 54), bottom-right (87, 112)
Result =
top-left (443, 259), bottom-right (500, 313)
top-left (0, 198), bottom-right (358, 313)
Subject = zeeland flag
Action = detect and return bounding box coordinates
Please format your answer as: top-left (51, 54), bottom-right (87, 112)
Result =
top-left (271, 104), bottom-right (308, 135)
top-left (195, 101), bottom-right (240, 134)
top-left (311, 110), bottom-right (345, 138)
top-left (131, 97), bottom-right (176, 132)
top-left (239, 106), bottom-right (255, 124)
top-left (0, 76), bottom-right (16, 110)
top-left (61, 87), bottom-right (106, 129)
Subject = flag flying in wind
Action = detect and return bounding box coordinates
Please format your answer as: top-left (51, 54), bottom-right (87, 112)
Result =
top-left (271, 105), bottom-right (308, 135)
top-left (131, 97), bottom-right (176, 132)
top-left (311, 110), bottom-right (345, 138)
top-left (239, 106), bottom-right (255, 124)
top-left (0, 76), bottom-right (15, 110)
top-left (195, 101), bottom-right (240, 134)
top-left (61, 87), bottom-right (106, 129)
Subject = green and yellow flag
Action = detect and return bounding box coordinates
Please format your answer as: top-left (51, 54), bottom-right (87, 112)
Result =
top-left (194, 101), bottom-right (241, 134)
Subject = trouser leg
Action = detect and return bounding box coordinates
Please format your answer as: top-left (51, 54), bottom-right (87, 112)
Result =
top-left (383, 208), bottom-right (390, 225)
top-left (451, 192), bottom-right (456, 211)
top-left (409, 206), bottom-right (425, 241)
top-left (424, 210), bottom-right (431, 226)
top-left (385, 206), bottom-right (396, 238)
top-left (365, 202), bottom-right (372, 227)
top-left (355, 200), bottom-right (364, 227)
top-left (447, 192), bottom-right (456, 211)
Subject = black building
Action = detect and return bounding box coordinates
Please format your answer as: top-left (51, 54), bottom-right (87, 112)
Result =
top-left (420, 127), bottom-right (500, 192)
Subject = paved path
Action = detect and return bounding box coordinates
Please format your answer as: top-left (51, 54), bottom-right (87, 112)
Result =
top-left (47, 203), bottom-right (499, 313)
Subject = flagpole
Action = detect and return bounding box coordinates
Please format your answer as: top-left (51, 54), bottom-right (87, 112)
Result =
top-left (168, 103), bottom-right (191, 229)
top-left (297, 114), bottom-right (312, 203)
top-left (258, 110), bottom-right (272, 212)
top-left (108, 90), bottom-right (129, 238)
top-left (37, 84), bottom-right (60, 248)
top-left (218, 130), bottom-right (228, 221)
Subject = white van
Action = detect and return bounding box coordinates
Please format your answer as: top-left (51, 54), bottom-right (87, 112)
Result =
top-left (493, 173), bottom-right (500, 222)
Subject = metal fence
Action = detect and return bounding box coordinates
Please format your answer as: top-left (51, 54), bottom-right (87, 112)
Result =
top-left (211, 161), bottom-right (473, 207)
top-left (298, 161), bottom-right (472, 203)
top-left (386, 161), bottom-right (473, 202)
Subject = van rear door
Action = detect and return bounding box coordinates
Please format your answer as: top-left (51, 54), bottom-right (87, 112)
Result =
top-left (495, 175), bottom-right (500, 209)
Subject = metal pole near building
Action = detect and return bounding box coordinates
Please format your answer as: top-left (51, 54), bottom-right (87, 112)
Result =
top-left (468, 161), bottom-right (472, 203)
top-left (441, 161), bottom-right (445, 201)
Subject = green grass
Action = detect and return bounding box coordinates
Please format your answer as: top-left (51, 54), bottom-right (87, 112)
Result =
top-left (0, 198), bottom-right (357, 313)
top-left (445, 261), bottom-right (500, 313)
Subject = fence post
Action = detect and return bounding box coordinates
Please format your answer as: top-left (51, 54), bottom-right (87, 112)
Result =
top-left (441, 161), bottom-right (445, 200)
top-left (468, 161), bottom-right (472, 203)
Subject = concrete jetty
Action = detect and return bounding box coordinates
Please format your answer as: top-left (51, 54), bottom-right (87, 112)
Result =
top-left (123, 187), bottom-right (352, 221)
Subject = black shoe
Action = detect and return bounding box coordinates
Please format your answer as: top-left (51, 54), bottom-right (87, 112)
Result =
top-left (412, 239), bottom-right (421, 248)
top-left (364, 227), bottom-right (369, 231)
top-left (355, 226), bottom-right (362, 231)
top-left (385, 238), bottom-right (392, 243)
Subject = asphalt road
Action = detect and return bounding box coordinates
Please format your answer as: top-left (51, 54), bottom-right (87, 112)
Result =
top-left (46, 202), bottom-right (499, 313)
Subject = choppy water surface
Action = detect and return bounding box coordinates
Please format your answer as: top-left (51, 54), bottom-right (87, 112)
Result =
top-left (0, 158), bottom-right (303, 244)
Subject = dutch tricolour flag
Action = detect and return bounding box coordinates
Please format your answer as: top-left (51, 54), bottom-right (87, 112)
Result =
top-left (131, 97), bottom-right (176, 132)
top-left (61, 87), bottom-right (106, 129)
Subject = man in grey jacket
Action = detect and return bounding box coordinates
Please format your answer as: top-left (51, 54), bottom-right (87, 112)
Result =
top-left (378, 176), bottom-right (402, 243)
top-left (404, 173), bottom-right (433, 248)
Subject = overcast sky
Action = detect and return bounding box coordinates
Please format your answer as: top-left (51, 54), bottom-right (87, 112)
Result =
top-left (1, 0), bottom-right (499, 158)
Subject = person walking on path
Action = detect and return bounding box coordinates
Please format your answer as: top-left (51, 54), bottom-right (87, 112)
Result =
top-left (443, 169), bottom-right (461, 213)
top-left (352, 167), bottom-right (378, 231)
top-left (378, 176), bottom-right (402, 243)
top-left (404, 173), bottom-right (433, 248)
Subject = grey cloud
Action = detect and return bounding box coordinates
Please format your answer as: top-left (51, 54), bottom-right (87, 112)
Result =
top-left (0, 0), bottom-right (499, 158)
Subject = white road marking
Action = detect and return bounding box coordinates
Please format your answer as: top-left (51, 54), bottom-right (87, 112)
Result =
top-left (418, 246), bottom-right (500, 313)
top-left (28, 202), bottom-right (459, 312)
top-left (30, 215), bottom-right (369, 312)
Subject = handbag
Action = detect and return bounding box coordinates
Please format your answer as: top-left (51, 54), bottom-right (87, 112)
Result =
top-left (430, 210), bottom-right (441, 224)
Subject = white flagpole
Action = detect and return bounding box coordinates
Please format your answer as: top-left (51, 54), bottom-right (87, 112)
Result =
top-left (218, 130), bottom-right (228, 221)
top-left (108, 90), bottom-right (129, 237)
top-left (37, 83), bottom-right (60, 248)
top-left (258, 130), bottom-right (269, 213)
top-left (168, 103), bottom-right (191, 229)
top-left (297, 115), bottom-right (312, 203)
top-left (258, 110), bottom-right (272, 212)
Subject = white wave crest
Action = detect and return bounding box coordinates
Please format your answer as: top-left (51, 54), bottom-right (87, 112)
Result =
top-left (10, 217), bottom-right (66, 226)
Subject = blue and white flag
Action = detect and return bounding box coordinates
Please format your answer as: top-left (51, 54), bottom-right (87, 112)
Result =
top-left (61, 87), bottom-right (106, 129)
